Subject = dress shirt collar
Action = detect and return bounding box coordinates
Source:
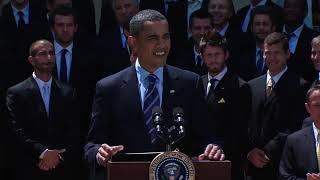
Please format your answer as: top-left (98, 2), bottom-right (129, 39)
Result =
top-left (32, 72), bottom-right (53, 89)
top-left (135, 58), bottom-right (164, 85)
top-left (54, 40), bottom-right (73, 55)
top-left (283, 23), bottom-right (304, 39)
top-left (313, 122), bottom-right (320, 143)
top-left (208, 66), bottom-right (228, 82)
top-left (266, 66), bottom-right (288, 85)
top-left (219, 22), bottom-right (229, 36)
top-left (11, 2), bottom-right (29, 24)
top-left (250, 0), bottom-right (267, 8)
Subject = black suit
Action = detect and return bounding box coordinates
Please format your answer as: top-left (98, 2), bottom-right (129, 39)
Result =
top-left (6, 77), bottom-right (80, 180)
top-left (279, 126), bottom-right (319, 179)
top-left (0, 1), bottom-right (47, 87)
top-left (140, 0), bottom-right (189, 59)
top-left (175, 40), bottom-right (207, 75)
top-left (248, 70), bottom-right (309, 179)
top-left (235, 0), bottom-right (283, 33)
top-left (85, 64), bottom-right (208, 178)
top-left (201, 70), bottom-right (250, 180)
top-left (286, 25), bottom-right (319, 82)
top-left (96, 26), bottom-right (131, 78)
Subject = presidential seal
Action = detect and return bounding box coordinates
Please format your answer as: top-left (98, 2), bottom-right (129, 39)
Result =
top-left (149, 151), bottom-right (195, 180)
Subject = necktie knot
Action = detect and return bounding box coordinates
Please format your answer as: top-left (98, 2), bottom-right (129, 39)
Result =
top-left (210, 78), bottom-right (218, 86)
top-left (61, 49), bottom-right (68, 56)
top-left (18, 11), bottom-right (24, 18)
top-left (147, 74), bottom-right (157, 87)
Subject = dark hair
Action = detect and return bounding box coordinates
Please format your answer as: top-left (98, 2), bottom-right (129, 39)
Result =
top-left (200, 0), bottom-right (235, 17)
top-left (199, 30), bottom-right (228, 54)
top-left (189, 10), bottom-right (213, 29)
top-left (129, 9), bottom-right (167, 37)
top-left (264, 32), bottom-right (289, 52)
top-left (250, 5), bottom-right (275, 27)
top-left (111, 0), bottom-right (139, 10)
top-left (306, 83), bottom-right (320, 102)
top-left (49, 5), bottom-right (77, 27)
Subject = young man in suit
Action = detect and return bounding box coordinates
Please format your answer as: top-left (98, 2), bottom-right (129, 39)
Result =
top-left (282, 0), bottom-right (319, 82)
top-left (236, 0), bottom-right (283, 33)
top-left (0, 0), bottom-right (47, 87)
top-left (175, 10), bottom-right (213, 75)
top-left (247, 32), bottom-right (309, 180)
top-left (96, 0), bottom-right (139, 78)
top-left (85, 9), bottom-right (225, 179)
top-left (49, 6), bottom-right (97, 180)
top-left (200, 31), bottom-right (250, 180)
top-left (279, 84), bottom-right (320, 180)
top-left (237, 6), bottom-right (276, 81)
top-left (6, 40), bottom-right (80, 180)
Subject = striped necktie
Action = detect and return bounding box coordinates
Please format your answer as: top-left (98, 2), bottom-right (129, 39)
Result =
top-left (143, 74), bottom-right (160, 143)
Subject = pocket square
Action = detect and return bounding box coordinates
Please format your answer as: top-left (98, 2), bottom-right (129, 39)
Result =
top-left (169, 90), bottom-right (175, 94)
top-left (218, 98), bottom-right (225, 103)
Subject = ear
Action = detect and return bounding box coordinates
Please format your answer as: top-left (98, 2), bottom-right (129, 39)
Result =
top-left (128, 35), bottom-right (137, 52)
top-left (28, 56), bottom-right (34, 66)
top-left (305, 102), bottom-right (311, 114)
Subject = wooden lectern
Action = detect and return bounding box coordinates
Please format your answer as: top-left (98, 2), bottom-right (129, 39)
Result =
top-left (107, 160), bottom-right (231, 180)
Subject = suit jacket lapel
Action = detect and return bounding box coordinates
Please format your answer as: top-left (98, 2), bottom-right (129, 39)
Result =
top-left (122, 66), bottom-right (143, 116)
top-left (162, 66), bottom-right (179, 120)
top-left (28, 77), bottom-right (48, 120)
top-left (305, 126), bottom-right (319, 172)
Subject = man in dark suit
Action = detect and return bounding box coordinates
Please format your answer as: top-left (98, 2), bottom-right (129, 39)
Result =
top-left (283, 0), bottom-right (319, 82)
top-left (237, 6), bottom-right (276, 81)
top-left (175, 10), bottom-right (212, 75)
top-left (235, 0), bottom-right (283, 33)
top-left (49, 6), bottom-right (97, 132)
top-left (279, 84), bottom-right (320, 180)
top-left (6, 40), bottom-right (80, 180)
top-left (247, 32), bottom-right (309, 180)
top-left (0, 0), bottom-right (47, 87)
top-left (200, 32), bottom-right (250, 180)
top-left (49, 6), bottom-right (98, 180)
top-left (85, 9), bottom-right (225, 179)
top-left (201, 0), bottom-right (249, 72)
top-left (96, 0), bottom-right (139, 78)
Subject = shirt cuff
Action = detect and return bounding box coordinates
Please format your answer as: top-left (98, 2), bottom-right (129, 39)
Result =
top-left (39, 149), bottom-right (48, 159)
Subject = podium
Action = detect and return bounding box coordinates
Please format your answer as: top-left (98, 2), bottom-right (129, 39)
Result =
top-left (107, 160), bottom-right (231, 180)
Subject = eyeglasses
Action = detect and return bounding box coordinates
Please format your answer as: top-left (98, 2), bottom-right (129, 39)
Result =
top-left (34, 50), bottom-right (55, 57)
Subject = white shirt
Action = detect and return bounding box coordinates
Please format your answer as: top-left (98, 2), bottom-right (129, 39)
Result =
top-left (266, 66), bottom-right (288, 87)
top-left (313, 122), bottom-right (320, 156)
top-left (207, 66), bottom-right (227, 95)
top-left (54, 41), bottom-right (73, 81)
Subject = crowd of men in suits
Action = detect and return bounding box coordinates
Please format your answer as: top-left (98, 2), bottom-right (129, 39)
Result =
top-left (1, 0), bottom-right (320, 180)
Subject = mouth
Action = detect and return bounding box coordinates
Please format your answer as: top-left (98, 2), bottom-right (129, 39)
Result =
top-left (154, 51), bottom-right (166, 56)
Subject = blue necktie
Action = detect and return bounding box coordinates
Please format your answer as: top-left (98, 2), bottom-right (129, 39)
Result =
top-left (143, 74), bottom-right (160, 143)
top-left (60, 49), bottom-right (68, 83)
top-left (257, 49), bottom-right (264, 74)
top-left (42, 83), bottom-right (50, 116)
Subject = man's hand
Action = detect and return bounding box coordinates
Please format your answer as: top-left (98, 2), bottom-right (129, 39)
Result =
top-left (307, 173), bottom-right (320, 180)
top-left (96, 144), bottom-right (124, 167)
top-left (38, 149), bottom-right (65, 171)
top-left (247, 148), bottom-right (270, 168)
top-left (198, 144), bottom-right (225, 161)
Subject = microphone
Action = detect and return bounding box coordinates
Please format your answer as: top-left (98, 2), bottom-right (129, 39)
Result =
top-left (152, 106), bottom-right (167, 143)
top-left (173, 107), bottom-right (185, 135)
